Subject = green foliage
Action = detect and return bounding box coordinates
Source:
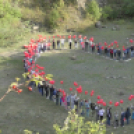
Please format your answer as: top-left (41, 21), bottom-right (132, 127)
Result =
top-left (0, 1), bottom-right (21, 19)
top-left (53, 109), bottom-right (108, 134)
top-left (46, 7), bottom-right (60, 29)
top-left (46, 0), bottom-right (67, 29)
top-left (86, 0), bottom-right (101, 21)
top-left (101, 5), bottom-right (121, 20)
top-left (101, 6), bottom-right (113, 21)
top-left (122, 0), bottom-right (134, 17)
top-left (24, 130), bottom-right (39, 134)
top-left (0, 0), bottom-right (25, 47)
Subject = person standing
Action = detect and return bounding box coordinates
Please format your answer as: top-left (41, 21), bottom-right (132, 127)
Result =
top-left (95, 105), bottom-right (100, 121)
top-left (41, 41), bottom-right (44, 53)
top-left (106, 107), bottom-right (112, 126)
top-left (74, 96), bottom-right (79, 113)
top-left (116, 49), bottom-right (121, 60)
top-left (99, 107), bottom-right (105, 122)
top-left (57, 39), bottom-right (60, 50)
top-left (104, 46), bottom-right (108, 57)
top-left (85, 39), bottom-right (89, 52)
top-left (52, 38), bottom-right (56, 50)
top-left (85, 99), bottom-right (91, 117)
top-left (70, 92), bottom-right (77, 110)
top-left (131, 104), bottom-right (134, 120)
top-left (130, 45), bottom-right (134, 57)
top-left (79, 99), bottom-right (85, 116)
top-left (120, 109), bottom-right (125, 127)
top-left (110, 48), bottom-right (113, 59)
top-left (125, 107), bottom-right (131, 124)
top-left (68, 38), bottom-right (72, 49)
top-left (114, 111), bottom-right (119, 129)
top-left (113, 48), bottom-right (117, 60)
top-left (91, 43), bottom-right (95, 53)
top-left (39, 81), bottom-right (44, 96)
top-left (43, 40), bottom-right (46, 52)
top-left (53, 87), bottom-right (57, 102)
top-left (91, 102), bottom-right (96, 117)
top-left (66, 94), bottom-right (71, 110)
top-left (56, 89), bottom-right (60, 105)
top-left (74, 39), bottom-right (78, 49)
top-left (61, 37), bottom-right (65, 49)
top-left (49, 85), bottom-right (54, 100)
top-left (45, 84), bottom-right (49, 99)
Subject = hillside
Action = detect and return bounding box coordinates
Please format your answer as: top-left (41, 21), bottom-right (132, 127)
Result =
top-left (0, 0), bottom-right (134, 48)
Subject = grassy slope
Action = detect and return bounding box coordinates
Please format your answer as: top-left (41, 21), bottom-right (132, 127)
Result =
top-left (0, 21), bottom-right (134, 134)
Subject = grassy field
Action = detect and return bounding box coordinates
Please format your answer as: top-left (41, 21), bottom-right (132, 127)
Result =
top-left (0, 21), bottom-right (134, 134)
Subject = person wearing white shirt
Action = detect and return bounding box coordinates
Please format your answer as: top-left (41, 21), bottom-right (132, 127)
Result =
top-left (99, 107), bottom-right (105, 122)
top-left (68, 38), bottom-right (72, 49)
top-left (61, 38), bottom-right (65, 49)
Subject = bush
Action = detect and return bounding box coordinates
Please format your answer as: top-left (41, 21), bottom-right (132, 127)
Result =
top-left (101, 5), bottom-right (121, 20)
top-left (21, 7), bottom-right (45, 23)
top-left (122, 0), bottom-right (134, 17)
top-left (46, 6), bottom-right (60, 29)
top-left (101, 6), bottom-right (113, 21)
top-left (86, 0), bottom-right (101, 21)
top-left (53, 109), bottom-right (108, 134)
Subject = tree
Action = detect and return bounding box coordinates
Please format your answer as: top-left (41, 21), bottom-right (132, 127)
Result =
top-left (122, 0), bottom-right (134, 17)
top-left (86, 0), bottom-right (101, 21)
top-left (53, 109), bottom-right (109, 134)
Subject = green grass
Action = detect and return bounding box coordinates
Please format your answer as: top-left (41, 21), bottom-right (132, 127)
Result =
top-left (0, 20), bottom-right (134, 134)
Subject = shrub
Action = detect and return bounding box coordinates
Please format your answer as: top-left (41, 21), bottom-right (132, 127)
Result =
top-left (46, 6), bottom-right (60, 29)
top-left (101, 6), bottom-right (113, 21)
top-left (86, 0), bottom-right (101, 21)
top-left (122, 0), bottom-right (134, 17)
top-left (53, 109), bottom-right (108, 134)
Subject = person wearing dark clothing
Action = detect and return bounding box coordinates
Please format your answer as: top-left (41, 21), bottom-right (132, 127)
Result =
top-left (104, 47), bottom-right (108, 57)
top-left (40, 84), bottom-right (44, 96)
top-left (120, 111), bottom-right (125, 127)
top-left (43, 41), bottom-right (46, 52)
top-left (68, 38), bottom-right (72, 49)
top-left (53, 39), bottom-right (56, 50)
top-left (49, 86), bottom-right (54, 100)
top-left (45, 85), bottom-right (49, 99)
top-left (116, 49), bottom-right (121, 60)
top-left (38, 82), bottom-right (44, 96)
top-left (98, 45), bottom-right (101, 54)
top-left (113, 48), bottom-right (117, 60)
top-left (110, 48), bottom-right (113, 58)
top-left (96, 45), bottom-right (99, 54)
top-left (92, 45), bottom-right (95, 53)
top-left (57, 39), bottom-right (60, 49)
top-left (126, 47), bottom-right (131, 59)
top-left (125, 108), bottom-right (131, 124)
top-left (85, 40), bottom-right (89, 52)
top-left (74, 97), bottom-right (79, 113)
top-left (91, 103), bottom-right (96, 117)
top-left (130, 45), bottom-right (134, 57)
top-left (106, 107), bottom-right (112, 126)
top-left (56, 89), bottom-right (60, 105)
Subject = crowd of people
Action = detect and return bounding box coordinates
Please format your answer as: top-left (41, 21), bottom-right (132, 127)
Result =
top-left (29, 36), bottom-right (134, 61)
top-left (23, 35), bottom-right (134, 130)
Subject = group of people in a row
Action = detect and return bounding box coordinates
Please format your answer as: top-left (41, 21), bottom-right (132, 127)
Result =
top-left (23, 37), bottom-right (134, 130)
top-left (35, 37), bottom-right (134, 61)
top-left (23, 54), bottom-right (134, 130)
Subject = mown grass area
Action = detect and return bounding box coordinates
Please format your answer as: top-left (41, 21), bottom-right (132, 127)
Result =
top-left (0, 21), bottom-right (134, 134)
top-left (37, 49), bottom-right (134, 134)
